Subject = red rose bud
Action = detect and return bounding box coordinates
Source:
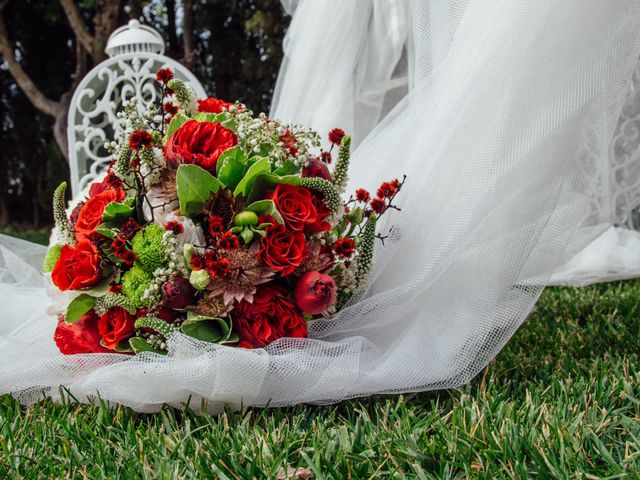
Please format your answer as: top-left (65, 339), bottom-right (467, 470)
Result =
top-left (302, 157), bottom-right (333, 181)
top-left (161, 275), bottom-right (196, 310)
top-left (294, 271), bottom-right (337, 315)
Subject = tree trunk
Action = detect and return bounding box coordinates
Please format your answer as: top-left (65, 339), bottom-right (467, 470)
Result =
top-left (92, 0), bottom-right (122, 63)
top-left (166, 0), bottom-right (178, 56)
top-left (182, 0), bottom-right (195, 68)
top-left (128, 0), bottom-right (142, 20)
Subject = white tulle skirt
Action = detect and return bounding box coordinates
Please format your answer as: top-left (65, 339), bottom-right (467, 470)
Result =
top-left (2, 0), bottom-right (640, 412)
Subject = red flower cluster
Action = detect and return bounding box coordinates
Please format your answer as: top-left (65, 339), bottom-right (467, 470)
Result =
top-left (360, 178), bottom-right (404, 215)
top-left (111, 236), bottom-right (137, 265)
top-left (208, 215), bottom-right (225, 236)
top-left (356, 188), bottom-right (370, 203)
top-left (163, 102), bottom-right (178, 117)
top-left (165, 221), bottom-right (184, 235)
top-left (279, 129), bottom-right (299, 157)
top-left (156, 68), bottom-right (173, 84)
top-left (218, 231), bottom-right (240, 250)
top-left (328, 128), bottom-right (346, 145)
top-left (129, 130), bottom-right (153, 150)
top-left (333, 237), bottom-right (356, 258)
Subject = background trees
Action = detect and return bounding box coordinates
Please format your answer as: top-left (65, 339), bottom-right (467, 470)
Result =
top-left (0, 0), bottom-right (287, 227)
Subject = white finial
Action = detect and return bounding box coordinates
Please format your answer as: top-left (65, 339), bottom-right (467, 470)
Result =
top-left (105, 20), bottom-right (165, 57)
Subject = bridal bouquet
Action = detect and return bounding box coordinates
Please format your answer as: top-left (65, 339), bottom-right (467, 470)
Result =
top-left (44, 68), bottom-right (403, 355)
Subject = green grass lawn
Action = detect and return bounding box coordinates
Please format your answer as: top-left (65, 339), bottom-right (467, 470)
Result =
top-left (0, 276), bottom-right (638, 478)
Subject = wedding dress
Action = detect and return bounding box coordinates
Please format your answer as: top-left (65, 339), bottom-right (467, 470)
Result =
top-left (1, 0), bottom-right (640, 412)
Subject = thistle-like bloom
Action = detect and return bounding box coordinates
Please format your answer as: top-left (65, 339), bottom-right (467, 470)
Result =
top-left (207, 247), bottom-right (275, 305)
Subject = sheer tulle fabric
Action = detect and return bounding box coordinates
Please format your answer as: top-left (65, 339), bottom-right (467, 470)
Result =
top-left (2, 0), bottom-right (640, 412)
top-left (272, 0), bottom-right (640, 285)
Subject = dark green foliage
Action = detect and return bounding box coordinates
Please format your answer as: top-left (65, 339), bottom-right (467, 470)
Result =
top-left (0, 280), bottom-right (638, 478)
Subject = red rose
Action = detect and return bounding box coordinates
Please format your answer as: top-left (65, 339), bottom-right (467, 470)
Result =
top-left (269, 184), bottom-right (318, 231)
top-left (233, 284), bottom-right (307, 348)
top-left (75, 189), bottom-right (125, 241)
top-left (54, 310), bottom-right (111, 355)
top-left (51, 240), bottom-right (102, 291)
top-left (98, 307), bottom-right (137, 351)
top-left (294, 271), bottom-right (337, 315)
top-left (165, 120), bottom-right (238, 173)
top-left (302, 157), bottom-right (333, 181)
top-left (258, 224), bottom-right (309, 276)
top-left (197, 97), bottom-right (234, 113)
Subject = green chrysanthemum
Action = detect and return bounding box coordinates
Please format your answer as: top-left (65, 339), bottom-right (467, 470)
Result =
top-left (121, 265), bottom-right (154, 308)
top-left (43, 244), bottom-right (63, 273)
top-left (130, 224), bottom-right (168, 273)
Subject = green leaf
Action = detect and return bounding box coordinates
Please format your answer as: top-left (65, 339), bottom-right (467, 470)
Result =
top-left (245, 199), bottom-right (284, 224)
top-left (247, 173), bottom-right (301, 203)
top-left (216, 146), bottom-right (247, 174)
top-left (239, 229), bottom-right (254, 244)
top-left (273, 160), bottom-right (300, 176)
top-left (216, 147), bottom-right (248, 189)
top-left (176, 164), bottom-right (226, 217)
top-left (181, 314), bottom-right (232, 343)
top-left (111, 339), bottom-right (133, 353)
top-left (95, 223), bottom-right (118, 240)
top-left (166, 112), bottom-right (189, 138)
top-left (83, 276), bottom-right (114, 297)
top-left (65, 294), bottom-right (96, 325)
top-left (129, 337), bottom-right (167, 355)
top-left (101, 198), bottom-right (135, 225)
top-left (192, 112), bottom-right (227, 123)
top-left (233, 157), bottom-right (272, 198)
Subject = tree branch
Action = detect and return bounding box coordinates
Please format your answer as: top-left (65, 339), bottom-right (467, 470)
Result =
top-left (182, 0), bottom-right (195, 68)
top-left (59, 0), bottom-right (94, 54)
top-left (0, 2), bottom-right (61, 116)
